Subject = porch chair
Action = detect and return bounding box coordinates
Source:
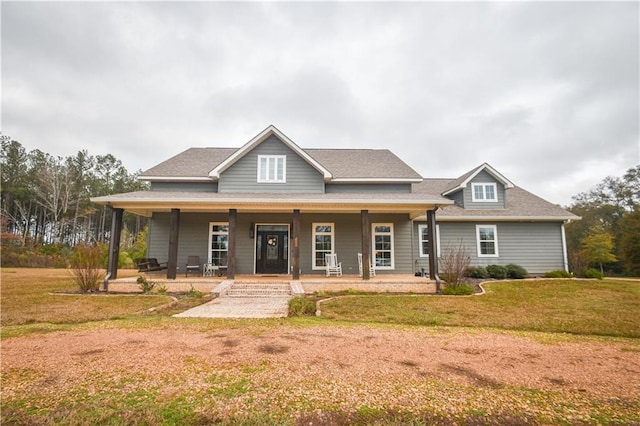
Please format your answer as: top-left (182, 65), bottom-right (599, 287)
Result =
top-left (325, 253), bottom-right (343, 277)
top-left (357, 253), bottom-right (376, 277)
top-left (185, 256), bottom-right (202, 277)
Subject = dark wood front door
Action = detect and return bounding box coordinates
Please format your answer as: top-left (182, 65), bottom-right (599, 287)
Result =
top-left (256, 225), bottom-right (289, 274)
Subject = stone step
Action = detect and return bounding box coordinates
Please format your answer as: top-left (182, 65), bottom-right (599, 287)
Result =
top-left (226, 282), bottom-right (292, 297)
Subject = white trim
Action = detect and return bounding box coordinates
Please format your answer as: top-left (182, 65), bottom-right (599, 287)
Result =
top-left (138, 176), bottom-right (213, 182)
top-left (430, 216), bottom-right (579, 222)
top-left (208, 222), bottom-right (229, 265)
top-left (312, 223), bottom-right (335, 270)
top-left (257, 155), bottom-right (286, 183)
top-left (372, 223), bottom-right (395, 269)
top-left (209, 125), bottom-right (332, 180)
top-left (442, 163), bottom-right (514, 196)
top-left (330, 177), bottom-right (423, 184)
top-left (476, 224), bottom-right (499, 257)
top-left (471, 182), bottom-right (498, 202)
top-left (418, 224), bottom-right (440, 258)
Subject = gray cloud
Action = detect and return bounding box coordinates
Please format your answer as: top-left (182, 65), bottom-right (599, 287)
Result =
top-left (2, 1), bottom-right (638, 204)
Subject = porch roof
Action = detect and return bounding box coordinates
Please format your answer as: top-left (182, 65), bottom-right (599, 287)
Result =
top-left (91, 190), bottom-right (453, 219)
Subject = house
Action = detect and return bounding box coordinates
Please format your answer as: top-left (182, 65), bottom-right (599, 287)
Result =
top-left (92, 125), bottom-right (578, 284)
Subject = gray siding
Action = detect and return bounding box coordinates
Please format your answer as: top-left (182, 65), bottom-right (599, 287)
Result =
top-left (413, 221), bottom-right (565, 275)
top-left (148, 212), bottom-right (229, 272)
top-left (150, 182), bottom-right (218, 192)
top-left (461, 170), bottom-right (506, 209)
top-left (325, 183), bottom-right (412, 193)
top-left (218, 135), bottom-right (324, 193)
top-left (148, 211), bottom-right (413, 275)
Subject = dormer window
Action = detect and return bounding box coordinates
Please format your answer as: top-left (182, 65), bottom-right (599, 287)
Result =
top-left (472, 183), bottom-right (497, 202)
top-left (257, 155), bottom-right (286, 183)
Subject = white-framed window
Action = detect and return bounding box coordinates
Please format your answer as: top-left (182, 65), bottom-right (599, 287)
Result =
top-left (312, 223), bottom-right (334, 270)
top-left (472, 182), bottom-right (498, 202)
top-left (418, 224), bottom-right (440, 258)
top-left (373, 223), bottom-right (394, 269)
top-left (476, 224), bottom-right (499, 257)
top-left (257, 155), bottom-right (286, 183)
top-left (209, 222), bottom-right (229, 266)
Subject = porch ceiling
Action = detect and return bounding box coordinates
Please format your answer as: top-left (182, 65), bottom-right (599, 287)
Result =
top-left (91, 191), bottom-right (453, 219)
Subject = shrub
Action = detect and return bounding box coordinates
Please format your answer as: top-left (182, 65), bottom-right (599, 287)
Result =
top-left (486, 264), bottom-right (507, 279)
top-left (442, 284), bottom-right (475, 295)
top-left (186, 285), bottom-right (203, 298)
top-left (288, 297), bottom-right (317, 316)
top-left (505, 264), bottom-right (528, 279)
top-left (466, 266), bottom-right (488, 279)
top-left (70, 244), bottom-right (104, 292)
top-left (544, 270), bottom-right (573, 278)
top-left (584, 268), bottom-right (604, 280)
top-left (136, 276), bottom-right (156, 293)
top-left (439, 242), bottom-right (471, 286)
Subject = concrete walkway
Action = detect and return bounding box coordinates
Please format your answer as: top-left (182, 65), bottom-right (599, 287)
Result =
top-left (173, 281), bottom-right (295, 319)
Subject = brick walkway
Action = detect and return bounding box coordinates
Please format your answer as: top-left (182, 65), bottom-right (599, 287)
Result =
top-left (173, 296), bottom-right (291, 319)
top-left (173, 281), bottom-right (295, 319)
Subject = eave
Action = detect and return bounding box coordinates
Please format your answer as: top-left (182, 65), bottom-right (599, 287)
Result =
top-left (91, 193), bottom-right (454, 219)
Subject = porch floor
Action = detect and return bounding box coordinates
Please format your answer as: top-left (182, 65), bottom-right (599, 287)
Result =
top-left (106, 273), bottom-right (436, 294)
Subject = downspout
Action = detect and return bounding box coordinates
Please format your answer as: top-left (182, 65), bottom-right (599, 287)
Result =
top-left (561, 221), bottom-right (569, 273)
top-left (427, 206), bottom-right (441, 294)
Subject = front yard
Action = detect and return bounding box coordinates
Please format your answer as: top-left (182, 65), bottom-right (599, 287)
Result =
top-left (1, 268), bottom-right (639, 425)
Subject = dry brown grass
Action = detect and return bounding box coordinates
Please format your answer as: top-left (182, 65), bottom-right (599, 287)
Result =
top-left (1, 268), bottom-right (171, 326)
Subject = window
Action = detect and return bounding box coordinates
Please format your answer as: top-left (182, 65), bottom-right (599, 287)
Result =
top-left (209, 223), bottom-right (229, 266)
top-left (472, 183), bottom-right (497, 202)
top-left (476, 225), bottom-right (499, 257)
top-left (418, 224), bottom-right (440, 257)
top-left (257, 155), bottom-right (286, 183)
top-left (373, 223), bottom-right (394, 269)
top-left (312, 223), bottom-right (334, 270)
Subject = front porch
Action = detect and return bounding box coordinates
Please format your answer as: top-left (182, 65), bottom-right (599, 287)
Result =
top-left (106, 273), bottom-right (437, 294)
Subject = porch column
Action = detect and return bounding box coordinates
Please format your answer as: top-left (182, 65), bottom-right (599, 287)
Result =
top-left (105, 207), bottom-right (123, 288)
top-left (427, 207), bottom-right (441, 294)
top-left (292, 209), bottom-right (300, 280)
top-left (227, 209), bottom-right (236, 279)
top-left (167, 208), bottom-right (180, 280)
top-left (361, 210), bottom-right (371, 280)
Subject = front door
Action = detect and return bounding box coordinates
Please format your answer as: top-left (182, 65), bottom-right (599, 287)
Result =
top-left (256, 225), bottom-right (289, 274)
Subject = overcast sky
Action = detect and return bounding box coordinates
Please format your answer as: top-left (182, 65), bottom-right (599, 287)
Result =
top-left (2, 1), bottom-right (638, 206)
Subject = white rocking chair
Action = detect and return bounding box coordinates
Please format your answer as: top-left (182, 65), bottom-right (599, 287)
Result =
top-left (325, 253), bottom-right (343, 277)
top-left (358, 253), bottom-right (376, 277)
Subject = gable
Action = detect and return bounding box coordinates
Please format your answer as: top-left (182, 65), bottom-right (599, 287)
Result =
top-left (442, 163), bottom-right (514, 196)
top-left (217, 134), bottom-right (325, 193)
top-left (209, 125), bottom-right (331, 181)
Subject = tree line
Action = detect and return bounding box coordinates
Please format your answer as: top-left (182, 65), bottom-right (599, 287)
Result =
top-left (1, 134), bottom-right (148, 249)
top-left (565, 165), bottom-right (640, 276)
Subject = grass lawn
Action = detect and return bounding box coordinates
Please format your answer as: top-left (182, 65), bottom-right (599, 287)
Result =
top-left (0, 268), bottom-right (209, 330)
top-left (320, 278), bottom-right (640, 338)
top-left (2, 269), bottom-right (639, 425)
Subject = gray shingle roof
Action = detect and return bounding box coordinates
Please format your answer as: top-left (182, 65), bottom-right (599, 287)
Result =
top-left (139, 147), bottom-right (422, 181)
top-left (305, 149), bottom-right (422, 180)
top-left (414, 179), bottom-right (579, 220)
top-left (140, 148), bottom-right (237, 178)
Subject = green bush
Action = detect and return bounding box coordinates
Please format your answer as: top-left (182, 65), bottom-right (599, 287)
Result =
top-left (288, 297), bottom-right (317, 316)
top-left (505, 264), bottom-right (528, 279)
top-left (486, 264), bottom-right (507, 279)
top-left (442, 284), bottom-right (475, 295)
top-left (584, 268), bottom-right (604, 280)
top-left (544, 270), bottom-right (573, 278)
top-left (136, 276), bottom-right (156, 293)
top-left (466, 266), bottom-right (488, 279)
